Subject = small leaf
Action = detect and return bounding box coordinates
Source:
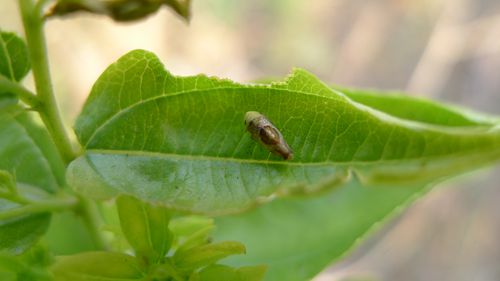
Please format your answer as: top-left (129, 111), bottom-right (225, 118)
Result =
top-left (174, 241), bottom-right (246, 270)
top-left (68, 50), bottom-right (500, 215)
top-left (0, 250), bottom-right (53, 281)
top-left (148, 259), bottom-right (184, 281)
top-left (175, 225), bottom-right (214, 255)
top-left (117, 195), bottom-right (173, 265)
top-left (0, 170), bottom-right (15, 193)
top-left (0, 108), bottom-right (64, 193)
top-left (44, 211), bottom-right (97, 255)
top-left (19, 243), bottom-right (54, 268)
top-left (198, 264), bottom-right (267, 281)
top-left (169, 216), bottom-right (214, 238)
top-left (0, 107), bottom-right (65, 254)
top-left (0, 211), bottom-right (51, 255)
top-left (0, 185), bottom-right (53, 255)
top-left (51, 251), bottom-right (145, 281)
top-left (0, 31), bottom-right (30, 82)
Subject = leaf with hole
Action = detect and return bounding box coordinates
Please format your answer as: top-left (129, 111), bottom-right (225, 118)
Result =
top-left (68, 50), bottom-right (500, 215)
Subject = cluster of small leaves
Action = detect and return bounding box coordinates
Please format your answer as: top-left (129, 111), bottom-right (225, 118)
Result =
top-left (47, 0), bottom-right (191, 21)
top-left (0, 31), bottom-right (65, 259)
top-left (52, 195), bottom-right (267, 281)
top-left (0, 244), bottom-right (54, 281)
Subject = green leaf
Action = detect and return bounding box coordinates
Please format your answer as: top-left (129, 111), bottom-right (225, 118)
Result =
top-left (49, 0), bottom-right (191, 21)
top-left (44, 211), bottom-right (97, 255)
top-left (0, 170), bottom-right (15, 193)
top-left (0, 31), bottom-right (30, 82)
top-left (0, 108), bottom-right (65, 254)
top-left (169, 216), bottom-right (214, 238)
top-left (335, 86), bottom-right (499, 127)
top-left (0, 94), bottom-right (17, 111)
top-left (174, 241), bottom-right (246, 270)
top-left (0, 248), bottom-right (53, 281)
top-left (175, 225), bottom-right (214, 255)
top-left (148, 259), bottom-right (184, 281)
top-left (51, 251), bottom-right (145, 281)
top-left (68, 50), bottom-right (500, 215)
top-left (0, 108), bottom-right (65, 193)
top-left (214, 181), bottom-right (426, 281)
top-left (0, 210), bottom-right (51, 255)
top-left (116, 195), bottom-right (173, 265)
top-left (0, 184), bottom-right (53, 255)
top-left (198, 264), bottom-right (267, 281)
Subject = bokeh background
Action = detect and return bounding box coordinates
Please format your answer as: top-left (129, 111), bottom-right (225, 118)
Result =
top-left (1, 0), bottom-right (500, 280)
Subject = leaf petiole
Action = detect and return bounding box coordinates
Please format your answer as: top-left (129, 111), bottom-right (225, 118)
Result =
top-left (0, 74), bottom-right (39, 108)
top-left (0, 196), bottom-right (78, 221)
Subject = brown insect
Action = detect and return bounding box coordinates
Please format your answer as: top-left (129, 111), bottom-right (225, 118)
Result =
top-left (244, 111), bottom-right (293, 160)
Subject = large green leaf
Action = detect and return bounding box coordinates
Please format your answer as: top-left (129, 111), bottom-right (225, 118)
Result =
top-left (0, 31), bottom-right (30, 82)
top-left (214, 181), bottom-right (426, 281)
top-left (68, 50), bottom-right (500, 215)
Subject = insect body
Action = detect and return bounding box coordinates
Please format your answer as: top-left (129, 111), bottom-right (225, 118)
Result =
top-left (244, 111), bottom-right (293, 160)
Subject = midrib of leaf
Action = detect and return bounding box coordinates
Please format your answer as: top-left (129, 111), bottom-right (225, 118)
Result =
top-left (140, 203), bottom-right (154, 258)
top-left (84, 148), bottom-right (500, 167)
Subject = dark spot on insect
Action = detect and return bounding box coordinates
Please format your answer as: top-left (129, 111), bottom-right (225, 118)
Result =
top-left (259, 126), bottom-right (280, 145)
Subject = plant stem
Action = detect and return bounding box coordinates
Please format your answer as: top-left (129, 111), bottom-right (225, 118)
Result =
top-left (77, 196), bottom-right (109, 250)
top-left (17, 0), bottom-right (108, 251)
top-left (18, 0), bottom-right (76, 164)
top-left (0, 196), bottom-right (78, 221)
top-left (0, 74), bottom-right (39, 107)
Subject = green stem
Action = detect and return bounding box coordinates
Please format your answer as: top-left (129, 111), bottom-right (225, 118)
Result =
top-left (0, 192), bottom-right (31, 205)
top-left (77, 197), bottom-right (109, 250)
top-left (0, 196), bottom-right (78, 221)
top-left (17, 0), bottom-right (107, 251)
top-left (18, 0), bottom-right (76, 164)
top-left (0, 74), bottom-right (39, 107)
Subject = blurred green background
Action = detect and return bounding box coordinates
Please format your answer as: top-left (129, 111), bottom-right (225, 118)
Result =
top-left (1, 0), bottom-right (500, 280)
